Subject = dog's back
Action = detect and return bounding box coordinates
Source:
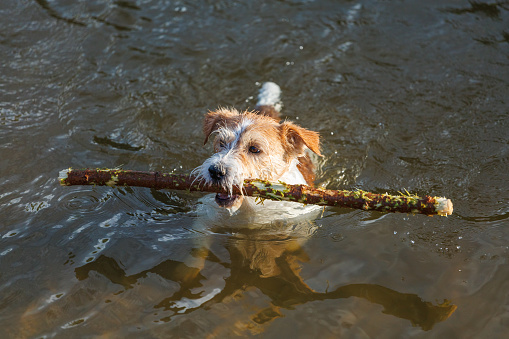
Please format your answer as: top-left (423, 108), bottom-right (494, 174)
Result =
top-left (254, 82), bottom-right (282, 120)
top-left (254, 82), bottom-right (317, 186)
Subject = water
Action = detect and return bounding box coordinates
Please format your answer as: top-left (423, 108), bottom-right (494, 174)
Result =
top-left (1, 0), bottom-right (508, 337)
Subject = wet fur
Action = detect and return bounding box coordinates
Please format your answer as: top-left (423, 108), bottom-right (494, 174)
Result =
top-left (194, 108), bottom-right (320, 200)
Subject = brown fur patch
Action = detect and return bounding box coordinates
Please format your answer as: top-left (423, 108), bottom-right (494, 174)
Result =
top-left (254, 105), bottom-right (281, 120)
top-left (297, 155), bottom-right (316, 186)
top-left (204, 108), bottom-right (281, 145)
top-left (279, 121), bottom-right (322, 157)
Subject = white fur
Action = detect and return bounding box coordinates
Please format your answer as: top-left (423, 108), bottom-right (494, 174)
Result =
top-left (278, 159), bottom-right (307, 185)
top-left (224, 118), bottom-right (253, 150)
top-left (196, 193), bottom-right (322, 228)
top-left (193, 118), bottom-right (254, 195)
top-left (195, 150), bottom-right (244, 195)
top-left (257, 82), bottom-right (282, 111)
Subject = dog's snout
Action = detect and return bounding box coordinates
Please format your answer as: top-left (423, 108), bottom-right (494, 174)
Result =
top-left (208, 164), bottom-right (226, 181)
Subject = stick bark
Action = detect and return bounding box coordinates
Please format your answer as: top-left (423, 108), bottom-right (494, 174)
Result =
top-left (59, 168), bottom-right (453, 216)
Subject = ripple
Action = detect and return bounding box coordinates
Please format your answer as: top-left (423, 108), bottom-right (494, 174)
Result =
top-left (60, 191), bottom-right (99, 212)
top-left (57, 189), bottom-right (112, 218)
top-left (61, 317), bottom-right (88, 329)
top-left (93, 135), bottom-right (144, 151)
top-left (0, 248), bottom-right (14, 256)
top-left (2, 231), bottom-right (19, 239)
top-left (458, 211), bottom-right (509, 224)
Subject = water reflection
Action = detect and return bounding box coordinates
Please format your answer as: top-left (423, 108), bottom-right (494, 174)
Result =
top-left (5, 0), bottom-right (506, 335)
top-left (75, 226), bottom-right (456, 333)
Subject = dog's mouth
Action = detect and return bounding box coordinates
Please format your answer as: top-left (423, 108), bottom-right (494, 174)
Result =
top-left (215, 193), bottom-right (241, 208)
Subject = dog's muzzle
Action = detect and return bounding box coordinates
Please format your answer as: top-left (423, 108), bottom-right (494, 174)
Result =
top-left (207, 164), bottom-right (242, 208)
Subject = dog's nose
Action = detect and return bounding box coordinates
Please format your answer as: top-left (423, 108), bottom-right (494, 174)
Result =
top-left (208, 164), bottom-right (226, 181)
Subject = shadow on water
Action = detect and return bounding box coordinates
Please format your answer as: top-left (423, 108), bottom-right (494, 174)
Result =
top-left (75, 228), bottom-right (456, 333)
top-left (34, 0), bottom-right (87, 26)
top-left (441, 1), bottom-right (503, 19)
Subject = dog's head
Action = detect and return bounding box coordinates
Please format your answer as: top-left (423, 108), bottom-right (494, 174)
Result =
top-left (193, 108), bottom-right (321, 209)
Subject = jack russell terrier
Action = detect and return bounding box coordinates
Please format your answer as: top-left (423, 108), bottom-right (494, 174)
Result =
top-left (193, 82), bottom-right (322, 224)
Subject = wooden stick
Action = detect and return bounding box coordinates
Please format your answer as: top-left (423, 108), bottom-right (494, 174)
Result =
top-left (59, 168), bottom-right (453, 216)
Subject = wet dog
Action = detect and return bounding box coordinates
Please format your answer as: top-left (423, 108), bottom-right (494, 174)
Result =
top-left (193, 82), bottom-right (322, 216)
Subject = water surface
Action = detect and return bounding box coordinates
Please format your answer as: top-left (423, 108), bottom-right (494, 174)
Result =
top-left (1, 0), bottom-right (508, 338)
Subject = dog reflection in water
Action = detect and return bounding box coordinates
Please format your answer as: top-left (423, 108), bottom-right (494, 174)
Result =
top-left (74, 227), bottom-right (457, 334)
top-left (73, 84), bottom-right (456, 335)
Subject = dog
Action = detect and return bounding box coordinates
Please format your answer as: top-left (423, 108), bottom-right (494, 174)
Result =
top-left (173, 83), bottom-right (326, 333)
top-left (193, 82), bottom-right (322, 219)
top-left (61, 85), bottom-right (455, 335)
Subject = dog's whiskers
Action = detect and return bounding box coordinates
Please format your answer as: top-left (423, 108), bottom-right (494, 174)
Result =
top-left (190, 166), bottom-right (206, 187)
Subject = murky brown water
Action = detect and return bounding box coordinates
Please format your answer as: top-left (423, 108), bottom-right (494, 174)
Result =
top-left (1, 0), bottom-right (509, 338)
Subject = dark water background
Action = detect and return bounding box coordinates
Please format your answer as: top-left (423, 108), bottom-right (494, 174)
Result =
top-left (1, 0), bottom-right (509, 337)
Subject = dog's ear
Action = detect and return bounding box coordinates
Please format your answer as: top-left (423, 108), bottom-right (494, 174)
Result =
top-left (203, 108), bottom-right (238, 145)
top-left (279, 121), bottom-right (322, 156)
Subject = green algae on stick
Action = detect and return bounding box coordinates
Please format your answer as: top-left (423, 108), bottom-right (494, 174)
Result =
top-left (59, 168), bottom-right (453, 216)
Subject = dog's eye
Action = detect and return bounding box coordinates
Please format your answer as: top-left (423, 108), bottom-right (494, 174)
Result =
top-left (219, 140), bottom-right (226, 148)
top-left (248, 146), bottom-right (261, 154)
